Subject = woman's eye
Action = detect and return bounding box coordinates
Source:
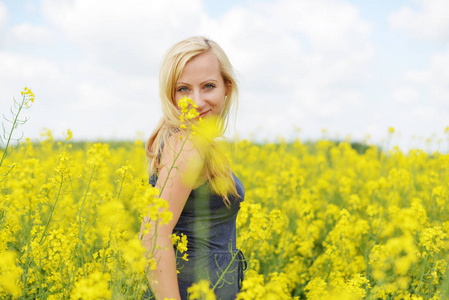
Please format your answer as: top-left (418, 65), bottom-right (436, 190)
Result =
top-left (204, 83), bottom-right (215, 90)
top-left (177, 86), bottom-right (189, 92)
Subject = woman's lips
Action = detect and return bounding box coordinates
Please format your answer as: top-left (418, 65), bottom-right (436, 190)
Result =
top-left (199, 110), bottom-right (210, 118)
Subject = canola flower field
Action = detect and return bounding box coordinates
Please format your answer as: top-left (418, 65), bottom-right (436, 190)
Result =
top-left (1, 90), bottom-right (449, 299)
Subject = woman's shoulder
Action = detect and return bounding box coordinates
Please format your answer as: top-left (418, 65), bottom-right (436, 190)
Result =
top-left (158, 130), bottom-right (206, 188)
top-left (161, 130), bottom-right (201, 158)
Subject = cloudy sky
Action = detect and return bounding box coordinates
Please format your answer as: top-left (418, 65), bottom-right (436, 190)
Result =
top-left (1, 0), bottom-right (448, 151)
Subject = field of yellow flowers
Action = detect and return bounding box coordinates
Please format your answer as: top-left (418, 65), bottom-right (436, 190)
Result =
top-left (1, 90), bottom-right (449, 299)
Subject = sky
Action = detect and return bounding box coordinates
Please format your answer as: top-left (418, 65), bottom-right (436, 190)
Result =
top-left (0, 0), bottom-right (448, 152)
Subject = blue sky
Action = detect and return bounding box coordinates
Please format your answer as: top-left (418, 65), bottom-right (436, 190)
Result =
top-left (1, 0), bottom-right (448, 152)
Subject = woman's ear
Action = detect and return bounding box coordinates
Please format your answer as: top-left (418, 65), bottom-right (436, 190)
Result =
top-left (225, 80), bottom-right (231, 97)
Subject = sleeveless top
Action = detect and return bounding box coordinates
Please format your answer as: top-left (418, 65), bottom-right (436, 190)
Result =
top-left (143, 172), bottom-right (246, 300)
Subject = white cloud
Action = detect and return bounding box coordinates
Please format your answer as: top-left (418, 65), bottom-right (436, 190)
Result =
top-left (0, 51), bottom-right (62, 100)
top-left (10, 23), bottom-right (54, 44)
top-left (204, 0), bottom-right (374, 139)
top-left (392, 86), bottom-right (420, 104)
top-left (41, 0), bottom-right (207, 75)
top-left (39, 0), bottom-right (374, 93)
top-left (390, 0), bottom-right (449, 40)
top-left (214, 0), bottom-right (374, 87)
top-left (385, 46), bottom-right (449, 148)
top-left (402, 46), bottom-right (449, 107)
top-left (267, 0), bottom-right (372, 54)
top-left (0, 2), bottom-right (6, 32)
top-left (0, 51), bottom-right (65, 141)
top-left (0, 49), bottom-right (159, 141)
top-left (2, 0), bottom-right (377, 142)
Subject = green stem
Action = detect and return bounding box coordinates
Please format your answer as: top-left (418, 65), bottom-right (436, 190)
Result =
top-left (77, 166), bottom-right (96, 278)
top-left (39, 175), bottom-right (64, 244)
top-left (141, 127), bottom-right (195, 285)
top-left (66, 159), bottom-right (77, 202)
top-left (374, 193), bottom-right (393, 245)
top-left (211, 238), bottom-right (249, 292)
top-left (21, 239), bottom-right (31, 298)
top-left (414, 253), bottom-right (429, 295)
top-left (212, 250), bottom-right (241, 291)
top-left (250, 223), bottom-right (273, 261)
top-left (78, 166), bottom-right (96, 241)
top-left (116, 172), bottom-right (125, 200)
top-left (146, 129), bottom-right (192, 259)
top-left (102, 236), bottom-right (112, 273)
top-left (21, 196), bottom-right (33, 298)
top-left (158, 129), bottom-right (192, 198)
top-left (0, 94), bottom-right (26, 168)
top-left (64, 158), bottom-right (81, 294)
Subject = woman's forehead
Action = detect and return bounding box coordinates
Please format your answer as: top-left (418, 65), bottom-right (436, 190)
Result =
top-left (178, 52), bottom-right (222, 83)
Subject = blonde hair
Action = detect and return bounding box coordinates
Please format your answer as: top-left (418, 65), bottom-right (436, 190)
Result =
top-left (146, 36), bottom-right (239, 206)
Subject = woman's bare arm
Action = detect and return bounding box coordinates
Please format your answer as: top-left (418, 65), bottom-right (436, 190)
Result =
top-left (140, 135), bottom-right (204, 300)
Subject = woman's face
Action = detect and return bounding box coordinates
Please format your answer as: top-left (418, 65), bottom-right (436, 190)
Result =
top-left (175, 51), bottom-right (228, 118)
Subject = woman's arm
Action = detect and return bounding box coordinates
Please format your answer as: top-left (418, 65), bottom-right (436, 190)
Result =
top-left (140, 134), bottom-right (204, 300)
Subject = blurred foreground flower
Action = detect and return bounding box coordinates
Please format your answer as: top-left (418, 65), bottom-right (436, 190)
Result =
top-left (188, 280), bottom-right (216, 300)
top-left (0, 251), bottom-right (22, 298)
top-left (70, 271), bottom-right (111, 300)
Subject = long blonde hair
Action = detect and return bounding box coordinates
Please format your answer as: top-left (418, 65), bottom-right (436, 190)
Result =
top-left (146, 36), bottom-right (239, 206)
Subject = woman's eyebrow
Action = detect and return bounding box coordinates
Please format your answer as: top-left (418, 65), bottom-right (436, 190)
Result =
top-left (176, 80), bottom-right (219, 87)
top-left (201, 79), bottom-right (218, 84)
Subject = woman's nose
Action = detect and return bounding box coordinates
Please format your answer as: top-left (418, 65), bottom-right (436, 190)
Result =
top-left (193, 91), bottom-right (205, 108)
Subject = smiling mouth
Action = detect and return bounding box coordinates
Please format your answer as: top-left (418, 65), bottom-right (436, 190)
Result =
top-left (199, 110), bottom-right (210, 118)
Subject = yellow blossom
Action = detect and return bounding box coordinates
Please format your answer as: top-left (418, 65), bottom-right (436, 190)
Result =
top-left (70, 271), bottom-right (111, 299)
top-left (187, 280), bottom-right (216, 300)
top-left (0, 251), bottom-right (22, 298)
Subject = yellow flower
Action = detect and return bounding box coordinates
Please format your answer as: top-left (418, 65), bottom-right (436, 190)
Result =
top-left (177, 96), bottom-right (200, 128)
top-left (172, 233), bottom-right (188, 256)
top-left (0, 251), bottom-right (22, 298)
top-left (65, 129), bottom-right (73, 141)
top-left (22, 86), bottom-right (35, 103)
top-left (186, 108), bottom-right (199, 120)
top-left (237, 270), bottom-right (265, 300)
top-left (171, 233), bottom-right (180, 245)
top-left (182, 253), bottom-right (189, 261)
top-left (70, 271), bottom-right (111, 300)
top-left (3, 121), bottom-right (449, 298)
top-left (304, 277), bottom-right (329, 300)
top-left (121, 238), bottom-right (147, 273)
top-left (187, 280), bottom-right (216, 300)
top-left (146, 197), bottom-right (173, 226)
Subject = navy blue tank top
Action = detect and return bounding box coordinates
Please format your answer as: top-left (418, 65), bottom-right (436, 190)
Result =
top-left (143, 172), bottom-right (246, 300)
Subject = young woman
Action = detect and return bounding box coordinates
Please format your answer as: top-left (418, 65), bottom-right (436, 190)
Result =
top-left (141, 36), bottom-right (246, 300)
